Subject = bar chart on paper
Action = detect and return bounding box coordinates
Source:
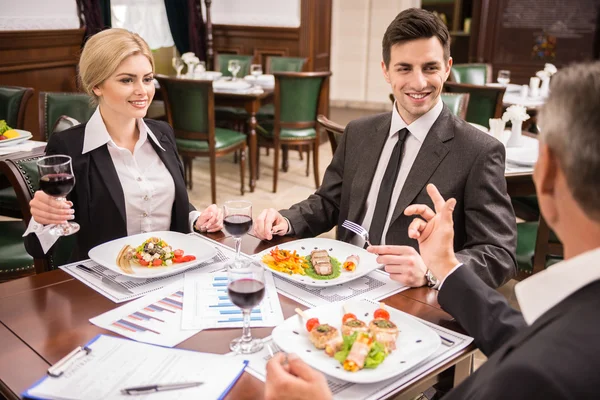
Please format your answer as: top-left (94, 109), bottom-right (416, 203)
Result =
top-left (182, 271), bottom-right (284, 330)
top-left (90, 286), bottom-right (200, 347)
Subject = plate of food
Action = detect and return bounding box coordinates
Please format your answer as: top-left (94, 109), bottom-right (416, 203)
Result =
top-left (255, 238), bottom-right (380, 287)
top-left (88, 231), bottom-right (217, 278)
top-left (271, 299), bottom-right (440, 384)
top-left (0, 120), bottom-right (32, 147)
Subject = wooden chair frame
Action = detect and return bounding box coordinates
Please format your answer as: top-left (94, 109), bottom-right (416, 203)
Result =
top-left (443, 81), bottom-right (506, 121)
top-left (317, 114), bottom-right (345, 155)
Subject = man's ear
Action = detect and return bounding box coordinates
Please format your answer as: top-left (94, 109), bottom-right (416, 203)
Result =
top-left (535, 144), bottom-right (559, 224)
top-left (444, 56), bottom-right (453, 82)
top-left (381, 60), bottom-right (391, 84)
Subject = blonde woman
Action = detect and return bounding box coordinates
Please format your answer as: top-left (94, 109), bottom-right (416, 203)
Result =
top-left (25, 28), bottom-right (222, 262)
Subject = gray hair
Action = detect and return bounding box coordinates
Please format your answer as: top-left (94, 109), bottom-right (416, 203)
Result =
top-left (538, 61), bottom-right (600, 221)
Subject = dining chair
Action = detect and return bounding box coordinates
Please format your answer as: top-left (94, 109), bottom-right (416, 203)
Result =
top-left (443, 81), bottom-right (505, 128)
top-left (450, 63), bottom-right (493, 85)
top-left (256, 71), bottom-right (331, 193)
top-left (155, 75), bottom-right (247, 204)
top-left (0, 85), bottom-right (34, 219)
top-left (317, 114), bottom-right (345, 155)
top-left (39, 92), bottom-right (95, 141)
top-left (265, 56), bottom-right (307, 73)
top-left (515, 215), bottom-right (563, 280)
top-left (388, 92), bottom-right (470, 120)
top-left (0, 147), bottom-right (75, 275)
top-left (213, 54), bottom-right (255, 131)
top-left (214, 54), bottom-right (254, 78)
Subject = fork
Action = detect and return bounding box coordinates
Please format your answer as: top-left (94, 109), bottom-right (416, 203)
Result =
top-left (342, 220), bottom-right (372, 247)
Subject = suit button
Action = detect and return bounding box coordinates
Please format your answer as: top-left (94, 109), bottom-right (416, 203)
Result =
top-left (137, 177), bottom-right (142, 182)
top-left (142, 212), bottom-right (148, 217)
top-left (143, 195), bottom-right (149, 201)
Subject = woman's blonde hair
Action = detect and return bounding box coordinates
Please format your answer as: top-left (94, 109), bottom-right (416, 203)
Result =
top-left (78, 28), bottom-right (154, 105)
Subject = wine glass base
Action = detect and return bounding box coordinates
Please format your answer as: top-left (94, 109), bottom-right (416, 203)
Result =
top-left (230, 337), bottom-right (264, 354)
top-left (50, 222), bottom-right (80, 237)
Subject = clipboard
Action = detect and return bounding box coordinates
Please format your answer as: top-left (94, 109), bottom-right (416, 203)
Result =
top-left (23, 334), bottom-right (249, 400)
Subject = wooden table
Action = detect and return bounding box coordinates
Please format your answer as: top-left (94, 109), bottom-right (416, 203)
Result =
top-left (0, 233), bottom-right (475, 400)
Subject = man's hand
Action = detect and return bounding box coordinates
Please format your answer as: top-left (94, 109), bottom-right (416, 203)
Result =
top-left (254, 208), bottom-right (289, 240)
top-left (366, 245), bottom-right (428, 287)
top-left (29, 190), bottom-right (74, 225)
top-left (403, 184), bottom-right (460, 282)
top-left (265, 353), bottom-right (332, 400)
top-left (195, 204), bottom-right (223, 232)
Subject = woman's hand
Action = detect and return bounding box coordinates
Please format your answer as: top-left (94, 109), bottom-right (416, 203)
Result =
top-left (195, 204), bottom-right (223, 232)
top-left (29, 190), bottom-right (74, 225)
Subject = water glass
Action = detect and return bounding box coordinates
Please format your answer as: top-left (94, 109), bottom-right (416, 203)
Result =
top-left (250, 64), bottom-right (263, 80)
top-left (228, 60), bottom-right (241, 80)
top-left (172, 57), bottom-right (184, 78)
top-left (497, 70), bottom-right (510, 86)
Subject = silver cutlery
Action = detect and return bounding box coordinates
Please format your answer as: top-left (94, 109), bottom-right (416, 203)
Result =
top-left (341, 220), bottom-right (372, 247)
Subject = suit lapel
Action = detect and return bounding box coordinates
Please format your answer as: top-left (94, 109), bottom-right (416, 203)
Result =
top-left (389, 106), bottom-right (454, 225)
top-left (90, 146), bottom-right (127, 225)
top-left (347, 114), bottom-right (392, 224)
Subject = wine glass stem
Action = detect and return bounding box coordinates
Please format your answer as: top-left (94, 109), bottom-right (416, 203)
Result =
top-left (55, 197), bottom-right (69, 228)
top-left (241, 308), bottom-right (252, 343)
top-left (234, 237), bottom-right (242, 261)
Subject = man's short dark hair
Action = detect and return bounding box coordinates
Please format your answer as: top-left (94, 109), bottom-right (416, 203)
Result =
top-left (382, 8), bottom-right (451, 68)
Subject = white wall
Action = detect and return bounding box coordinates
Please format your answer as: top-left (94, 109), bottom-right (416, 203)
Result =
top-left (206, 0), bottom-right (301, 28)
top-left (0, 0), bottom-right (79, 30)
top-left (330, 0), bottom-right (421, 109)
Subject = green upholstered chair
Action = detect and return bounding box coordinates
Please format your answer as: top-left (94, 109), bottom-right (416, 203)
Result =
top-left (257, 71), bottom-right (331, 193)
top-left (443, 81), bottom-right (505, 128)
top-left (39, 92), bottom-right (95, 141)
top-left (0, 147), bottom-right (75, 276)
top-left (155, 75), bottom-right (247, 204)
top-left (0, 220), bottom-right (34, 282)
top-left (0, 85), bottom-right (34, 219)
top-left (450, 63), bottom-right (492, 85)
top-left (213, 54), bottom-right (255, 129)
top-left (265, 56), bottom-right (307, 73)
top-left (388, 92), bottom-right (470, 120)
top-left (214, 54), bottom-right (254, 78)
top-left (516, 216), bottom-right (563, 279)
top-left (317, 114), bottom-right (345, 155)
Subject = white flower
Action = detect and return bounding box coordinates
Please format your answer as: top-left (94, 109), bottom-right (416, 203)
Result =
top-left (536, 70), bottom-right (550, 79)
top-left (502, 104), bottom-right (530, 123)
top-left (544, 63), bottom-right (558, 75)
top-left (181, 52), bottom-right (196, 62)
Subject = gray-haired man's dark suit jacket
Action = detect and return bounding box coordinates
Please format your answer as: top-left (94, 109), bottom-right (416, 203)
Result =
top-left (280, 105), bottom-right (517, 287)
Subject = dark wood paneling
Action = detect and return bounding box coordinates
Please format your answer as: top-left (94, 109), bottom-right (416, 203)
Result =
top-left (0, 29), bottom-right (84, 139)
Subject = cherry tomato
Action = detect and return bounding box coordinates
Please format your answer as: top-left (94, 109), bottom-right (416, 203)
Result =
top-left (305, 318), bottom-right (320, 332)
top-left (374, 308), bottom-right (390, 320)
top-left (342, 313), bottom-right (357, 323)
top-left (174, 249), bottom-right (184, 257)
top-left (173, 256), bottom-right (184, 264)
top-left (139, 259), bottom-right (149, 266)
top-left (152, 258), bottom-right (162, 266)
top-left (182, 255), bottom-right (196, 262)
top-left (136, 252), bottom-right (143, 260)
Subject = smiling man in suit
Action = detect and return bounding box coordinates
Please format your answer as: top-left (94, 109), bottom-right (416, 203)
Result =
top-left (254, 8), bottom-right (517, 289)
top-left (265, 61), bottom-right (600, 399)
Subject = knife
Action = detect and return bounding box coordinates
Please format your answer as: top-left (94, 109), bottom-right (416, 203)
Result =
top-left (76, 265), bottom-right (133, 295)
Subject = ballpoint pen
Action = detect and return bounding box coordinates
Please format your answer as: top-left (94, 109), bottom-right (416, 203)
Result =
top-left (121, 381), bottom-right (203, 395)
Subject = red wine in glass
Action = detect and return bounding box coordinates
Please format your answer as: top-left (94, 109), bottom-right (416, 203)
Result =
top-left (224, 214), bottom-right (253, 237)
top-left (40, 173), bottom-right (75, 197)
top-left (227, 278), bottom-right (265, 309)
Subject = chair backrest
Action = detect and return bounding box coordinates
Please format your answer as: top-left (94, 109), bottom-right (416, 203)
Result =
top-left (388, 92), bottom-right (470, 120)
top-left (0, 85), bottom-right (34, 129)
top-left (266, 56), bottom-right (307, 73)
top-left (214, 54), bottom-right (254, 77)
top-left (39, 92), bottom-right (95, 140)
top-left (154, 75), bottom-right (214, 143)
top-left (274, 72), bottom-right (332, 131)
top-left (443, 81), bottom-right (505, 128)
top-left (0, 148), bottom-right (74, 273)
top-left (317, 114), bottom-right (345, 154)
top-left (450, 63), bottom-right (492, 85)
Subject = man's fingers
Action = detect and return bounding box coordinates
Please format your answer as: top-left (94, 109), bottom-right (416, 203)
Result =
top-left (254, 209), bottom-right (274, 240)
top-left (408, 218), bottom-right (427, 239)
top-left (404, 204), bottom-right (435, 221)
top-left (367, 245), bottom-right (415, 256)
top-left (442, 198), bottom-right (457, 224)
top-left (426, 183), bottom-right (446, 213)
top-left (286, 353), bottom-right (319, 381)
top-left (377, 255), bottom-right (415, 267)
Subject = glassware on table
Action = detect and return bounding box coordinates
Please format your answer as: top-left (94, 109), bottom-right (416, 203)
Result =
top-left (172, 57), bottom-right (184, 78)
top-left (37, 155), bottom-right (79, 236)
top-left (228, 60), bottom-right (242, 80)
top-left (195, 61), bottom-right (206, 77)
top-left (223, 200), bottom-right (253, 266)
top-left (227, 260), bottom-right (265, 354)
top-left (497, 70), bottom-right (511, 86)
top-left (250, 64), bottom-right (263, 80)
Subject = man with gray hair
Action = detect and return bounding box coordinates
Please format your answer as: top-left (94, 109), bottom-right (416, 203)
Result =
top-left (264, 61), bottom-right (600, 399)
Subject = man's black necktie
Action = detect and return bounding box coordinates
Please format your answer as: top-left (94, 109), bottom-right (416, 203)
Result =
top-left (369, 128), bottom-right (409, 245)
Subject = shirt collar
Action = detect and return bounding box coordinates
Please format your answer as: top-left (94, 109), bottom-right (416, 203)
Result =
top-left (515, 247), bottom-right (600, 325)
top-left (82, 107), bottom-right (166, 154)
top-left (389, 98), bottom-right (443, 143)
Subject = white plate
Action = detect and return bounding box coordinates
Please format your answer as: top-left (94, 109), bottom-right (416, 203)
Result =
top-left (254, 238), bottom-right (381, 287)
top-left (506, 147), bottom-right (538, 167)
top-left (244, 74), bottom-right (274, 87)
top-left (213, 79), bottom-right (252, 91)
top-left (88, 231), bottom-right (217, 278)
top-left (272, 298), bottom-right (441, 384)
top-left (0, 129), bottom-right (33, 147)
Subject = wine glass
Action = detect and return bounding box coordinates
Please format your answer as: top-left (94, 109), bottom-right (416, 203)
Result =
top-left (227, 260), bottom-right (265, 354)
top-left (228, 60), bottom-right (241, 81)
top-left (250, 64), bottom-right (263, 80)
top-left (37, 155), bottom-right (79, 236)
top-left (497, 70), bottom-right (511, 86)
top-left (223, 200), bottom-right (252, 266)
top-left (172, 57), bottom-right (184, 78)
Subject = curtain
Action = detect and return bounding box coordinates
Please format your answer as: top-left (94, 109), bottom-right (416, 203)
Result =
top-left (76, 0), bottom-right (111, 42)
top-left (165, 0), bottom-right (207, 61)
